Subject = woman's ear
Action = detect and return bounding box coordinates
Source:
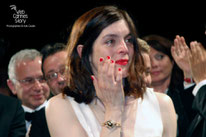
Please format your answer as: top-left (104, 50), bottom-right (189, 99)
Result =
top-left (77, 45), bottom-right (84, 58)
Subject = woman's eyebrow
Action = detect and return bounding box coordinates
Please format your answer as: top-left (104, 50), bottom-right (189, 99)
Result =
top-left (102, 34), bottom-right (118, 39)
top-left (102, 33), bottom-right (131, 39)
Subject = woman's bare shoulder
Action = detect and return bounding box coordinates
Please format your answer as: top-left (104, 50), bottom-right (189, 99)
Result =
top-left (154, 92), bottom-right (177, 136)
top-left (154, 92), bottom-right (176, 122)
top-left (46, 93), bottom-right (72, 114)
top-left (48, 93), bottom-right (68, 104)
top-left (46, 95), bottom-right (88, 136)
top-left (154, 92), bottom-right (174, 110)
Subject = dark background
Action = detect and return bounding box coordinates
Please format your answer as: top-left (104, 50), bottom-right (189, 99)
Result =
top-left (0, 0), bottom-right (205, 69)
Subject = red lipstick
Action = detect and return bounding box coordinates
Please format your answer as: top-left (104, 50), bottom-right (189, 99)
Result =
top-left (115, 59), bottom-right (128, 65)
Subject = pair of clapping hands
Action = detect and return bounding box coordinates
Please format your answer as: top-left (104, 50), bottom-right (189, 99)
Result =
top-left (171, 35), bottom-right (206, 84)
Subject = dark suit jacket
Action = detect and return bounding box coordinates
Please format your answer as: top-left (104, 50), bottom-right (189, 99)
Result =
top-left (167, 85), bottom-right (196, 137)
top-left (29, 107), bottom-right (50, 137)
top-left (186, 85), bottom-right (206, 137)
top-left (0, 94), bottom-right (26, 137)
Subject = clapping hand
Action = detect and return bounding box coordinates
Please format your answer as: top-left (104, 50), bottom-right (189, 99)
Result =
top-left (171, 35), bottom-right (192, 78)
top-left (187, 41), bottom-right (206, 84)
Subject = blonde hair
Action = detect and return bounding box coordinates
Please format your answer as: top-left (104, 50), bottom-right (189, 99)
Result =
top-left (138, 38), bottom-right (150, 54)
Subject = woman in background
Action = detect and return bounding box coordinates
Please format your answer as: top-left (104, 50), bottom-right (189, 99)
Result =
top-left (143, 34), bottom-right (196, 137)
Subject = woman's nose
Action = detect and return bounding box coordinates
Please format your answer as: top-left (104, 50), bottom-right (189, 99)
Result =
top-left (118, 40), bottom-right (129, 54)
top-left (150, 57), bottom-right (158, 68)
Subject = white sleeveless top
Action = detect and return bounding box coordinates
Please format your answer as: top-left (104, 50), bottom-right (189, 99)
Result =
top-left (68, 88), bottom-right (163, 137)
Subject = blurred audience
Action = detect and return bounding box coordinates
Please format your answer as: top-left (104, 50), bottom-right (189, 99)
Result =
top-left (41, 43), bottom-right (67, 97)
top-left (172, 35), bottom-right (206, 137)
top-left (143, 34), bottom-right (196, 137)
top-left (7, 49), bottom-right (50, 136)
top-left (26, 43), bottom-right (68, 137)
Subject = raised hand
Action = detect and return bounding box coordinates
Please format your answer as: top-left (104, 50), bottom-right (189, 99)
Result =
top-left (171, 35), bottom-right (192, 78)
top-left (187, 41), bottom-right (206, 84)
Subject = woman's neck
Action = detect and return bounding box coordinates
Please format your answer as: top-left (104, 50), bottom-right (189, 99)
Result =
top-left (151, 76), bottom-right (171, 93)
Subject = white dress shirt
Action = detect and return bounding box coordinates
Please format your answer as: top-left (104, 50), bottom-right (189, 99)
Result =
top-left (192, 80), bottom-right (206, 96)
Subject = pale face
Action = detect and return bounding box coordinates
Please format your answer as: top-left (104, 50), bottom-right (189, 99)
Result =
top-left (90, 19), bottom-right (134, 78)
top-left (149, 47), bottom-right (173, 84)
top-left (13, 57), bottom-right (50, 109)
top-left (43, 51), bottom-right (67, 95)
top-left (142, 53), bottom-right (152, 87)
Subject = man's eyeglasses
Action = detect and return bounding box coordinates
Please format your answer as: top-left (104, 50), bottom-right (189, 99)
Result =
top-left (16, 76), bottom-right (46, 85)
top-left (46, 68), bottom-right (66, 81)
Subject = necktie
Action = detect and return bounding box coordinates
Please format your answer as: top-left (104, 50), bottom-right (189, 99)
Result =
top-left (25, 111), bottom-right (36, 121)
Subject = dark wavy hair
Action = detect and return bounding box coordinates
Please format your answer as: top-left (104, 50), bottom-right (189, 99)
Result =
top-left (63, 6), bottom-right (145, 104)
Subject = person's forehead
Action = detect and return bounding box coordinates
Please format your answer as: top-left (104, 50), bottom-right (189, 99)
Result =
top-left (100, 20), bottom-right (130, 38)
top-left (15, 58), bottom-right (42, 76)
top-left (16, 57), bottom-right (42, 67)
top-left (49, 50), bottom-right (67, 59)
top-left (44, 51), bottom-right (67, 69)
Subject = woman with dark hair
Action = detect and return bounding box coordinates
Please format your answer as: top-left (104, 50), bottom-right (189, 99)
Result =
top-left (143, 35), bottom-right (183, 93)
top-left (143, 34), bottom-right (196, 137)
top-left (46, 6), bottom-right (176, 137)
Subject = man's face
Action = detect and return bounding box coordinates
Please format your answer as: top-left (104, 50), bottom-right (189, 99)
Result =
top-left (14, 57), bottom-right (50, 109)
top-left (43, 51), bottom-right (67, 95)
